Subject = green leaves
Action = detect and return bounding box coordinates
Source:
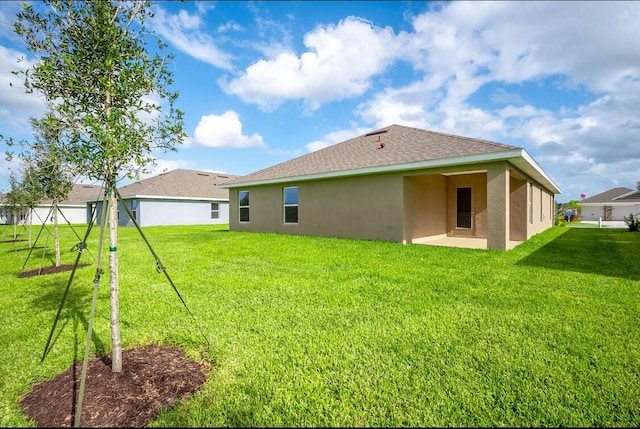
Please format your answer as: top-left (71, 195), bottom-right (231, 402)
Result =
top-left (12, 0), bottom-right (185, 184)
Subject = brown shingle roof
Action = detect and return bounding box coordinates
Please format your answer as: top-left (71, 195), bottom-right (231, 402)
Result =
top-left (581, 187), bottom-right (640, 203)
top-left (223, 124), bottom-right (521, 186)
top-left (618, 191), bottom-right (640, 202)
top-left (117, 169), bottom-right (237, 200)
top-left (58, 184), bottom-right (104, 205)
top-left (0, 184), bottom-right (103, 206)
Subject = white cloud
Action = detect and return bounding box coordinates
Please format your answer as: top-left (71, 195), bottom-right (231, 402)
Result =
top-left (220, 17), bottom-right (399, 111)
top-left (142, 158), bottom-right (193, 178)
top-left (218, 21), bottom-right (243, 33)
top-left (0, 44), bottom-right (47, 133)
top-left (349, 1), bottom-right (640, 199)
top-left (150, 5), bottom-right (233, 70)
top-left (0, 155), bottom-right (22, 192)
top-left (114, 157), bottom-right (194, 187)
top-left (517, 88), bottom-right (640, 165)
top-left (305, 126), bottom-right (369, 153)
top-left (491, 88), bottom-right (523, 105)
top-left (403, 1), bottom-right (640, 93)
top-left (497, 104), bottom-right (546, 119)
top-left (0, 3), bottom-right (22, 39)
top-left (193, 111), bottom-right (265, 149)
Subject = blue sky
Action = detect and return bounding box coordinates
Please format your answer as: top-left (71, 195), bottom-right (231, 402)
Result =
top-left (1, 1), bottom-right (639, 202)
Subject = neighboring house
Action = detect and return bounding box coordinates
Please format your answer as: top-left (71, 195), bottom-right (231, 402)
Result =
top-left (87, 169), bottom-right (237, 227)
top-left (220, 124), bottom-right (561, 250)
top-left (1, 183), bottom-right (103, 226)
top-left (0, 194), bottom-right (20, 226)
top-left (580, 187), bottom-right (640, 221)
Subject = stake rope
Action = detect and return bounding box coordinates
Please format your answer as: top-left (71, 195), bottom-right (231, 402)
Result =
top-left (114, 188), bottom-right (210, 347)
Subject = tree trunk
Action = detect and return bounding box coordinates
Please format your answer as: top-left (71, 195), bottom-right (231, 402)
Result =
top-left (108, 188), bottom-right (122, 372)
top-left (28, 209), bottom-right (33, 248)
top-left (53, 207), bottom-right (61, 267)
top-left (12, 212), bottom-right (17, 240)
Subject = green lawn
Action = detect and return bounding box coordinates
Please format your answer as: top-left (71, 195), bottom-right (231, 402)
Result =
top-left (1, 223), bottom-right (638, 427)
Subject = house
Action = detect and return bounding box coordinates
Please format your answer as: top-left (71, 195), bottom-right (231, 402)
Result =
top-left (87, 169), bottom-right (238, 227)
top-left (219, 124), bottom-right (561, 250)
top-left (580, 187), bottom-right (640, 222)
top-left (1, 183), bottom-right (102, 226)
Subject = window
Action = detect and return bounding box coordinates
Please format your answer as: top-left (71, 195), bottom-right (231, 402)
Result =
top-left (131, 200), bottom-right (138, 221)
top-left (211, 202), bottom-right (219, 219)
top-left (283, 186), bottom-right (298, 224)
top-left (239, 191), bottom-right (249, 222)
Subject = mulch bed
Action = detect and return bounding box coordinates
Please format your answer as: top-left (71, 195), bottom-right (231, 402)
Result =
top-left (18, 264), bottom-right (89, 278)
top-left (20, 344), bottom-right (209, 427)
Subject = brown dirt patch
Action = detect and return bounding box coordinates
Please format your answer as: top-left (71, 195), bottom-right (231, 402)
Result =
top-left (18, 264), bottom-right (90, 278)
top-left (20, 344), bottom-right (208, 427)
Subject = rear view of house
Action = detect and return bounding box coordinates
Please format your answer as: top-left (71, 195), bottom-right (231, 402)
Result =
top-left (87, 169), bottom-right (237, 227)
top-left (220, 125), bottom-right (561, 250)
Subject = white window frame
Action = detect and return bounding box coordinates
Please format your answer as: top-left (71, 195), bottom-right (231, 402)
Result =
top-left (283, 186), bottom-right (298, 224)
top-left (211, 202), bottom-right (219, 219)
top-left (239, 190), bottom-right (250, 223)
top-left (131, 200), bottom-right (138, 221)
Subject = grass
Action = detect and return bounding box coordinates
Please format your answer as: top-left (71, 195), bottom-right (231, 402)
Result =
top-left (0, 223), bottom-right (638, 427)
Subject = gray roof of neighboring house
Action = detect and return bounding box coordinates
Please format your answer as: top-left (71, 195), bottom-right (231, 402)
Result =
top-left (581, 187), bottom-right (640, 203)
top-left (0, 183), bottom-right (103, 206)
top-left (117, 168), bottom-right (237, 200)
top-left (58, 184), bottom-right (104, 205)
top-left (221, 124), bottom-right (561, 194)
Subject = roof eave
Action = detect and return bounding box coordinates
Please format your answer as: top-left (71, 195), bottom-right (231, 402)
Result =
top-left (510, 149), bottom-right (562, 194)
top-left (120, 194), bottom-right (226, 201)
top-left (582, 201), bottom-right (640, 206)
top-left (220, 149), bottom-right (562, 194)
top-left (613, 190), bottom-right (640, 200)
top-left (84, 195), bottom-right (228, 202)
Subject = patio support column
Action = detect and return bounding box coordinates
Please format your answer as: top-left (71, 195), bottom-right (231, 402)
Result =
top-left (487, 163), bottom-right (510, 250)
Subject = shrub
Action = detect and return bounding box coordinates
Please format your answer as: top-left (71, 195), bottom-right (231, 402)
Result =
top-left (623, 213), bottom-right (640, 231)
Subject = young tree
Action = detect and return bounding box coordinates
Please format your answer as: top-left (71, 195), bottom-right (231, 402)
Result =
top-left (567, 199), bottom-right (582, 221)
top-left (18, 115), bottom-right (74, 267)
top-left (4, 172), bottom-right (30, 242)
top-left (18, 159), bottom-right (44, 249)
top-left (13, 0), bottom-right (185, 372)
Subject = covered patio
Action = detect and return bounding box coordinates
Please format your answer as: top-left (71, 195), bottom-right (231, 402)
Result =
top-left (412, 234), bottom-right (523, 250)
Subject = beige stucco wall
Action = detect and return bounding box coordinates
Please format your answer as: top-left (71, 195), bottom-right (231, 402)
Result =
top-left (526, 183), bottom-right (554, 238)
top-left (403, 174), bottom-right (447, 242)
top-left (509, 173), bottom-right (528, 242)
top-left (229, 173), bottom-right (405, 242)
top-left (228, 161), bottom-right (556, 249)
top-left (486, 163), bottom-right (510, 250)
top-left (486, 164), bottom-right (554, 249)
